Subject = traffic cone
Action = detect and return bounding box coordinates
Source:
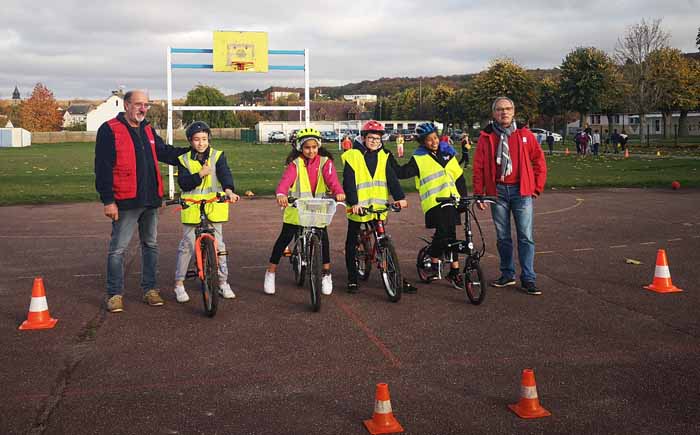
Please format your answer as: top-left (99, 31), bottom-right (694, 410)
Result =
top-left (656, 150), bottom-right (661, 157)
top-left (644, 249), bottom-right (683, 293)
top-left (363, 383), bottom-right (404, 434)
top-left (624, 148), bottom-right (629, 158)
top-left (19, 277), bottom-right (58, 330)
top-left (508, 369), bottom-right (551, 419)
top-left (564, 147), bottom-right (570, 156)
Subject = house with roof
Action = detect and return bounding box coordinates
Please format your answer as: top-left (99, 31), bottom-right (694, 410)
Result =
top-left (63, 104), bottom-right (92, 128)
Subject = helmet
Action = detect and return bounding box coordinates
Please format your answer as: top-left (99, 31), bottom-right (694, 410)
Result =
top-left (361, 120), bottom-right (385, 136)
top-left (295, 127), bottom-right (323, 151)
top-left (186, 121), bottom-right (211, 141)
top-left (415, 122), bottom-right (438, 141)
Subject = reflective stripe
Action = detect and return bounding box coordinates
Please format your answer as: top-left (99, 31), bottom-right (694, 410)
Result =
top-left (357, 180), bottom-right (388, 190)
top-left (374, 399), bottom-right (392, 414)
top-left (29, 296), bottom-right (49, 312)
top-left (420, 170), bottom-right (446, 186)
top-left (419, 182), bottom-right (454, 201)
top-left (520, 385), bottom-right (539, 399)
top-left (654, 265), bottom-right (671, 278)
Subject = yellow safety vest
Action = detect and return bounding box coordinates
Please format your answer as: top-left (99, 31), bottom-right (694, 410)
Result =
top-left (414, 154), bottom-right (463, 213)
top-left (178, 148), bottom-right (229, 224)
top-left (342, 149), bottom-right (389, 223)
top-left (283, 156), bottom-right (328, 225)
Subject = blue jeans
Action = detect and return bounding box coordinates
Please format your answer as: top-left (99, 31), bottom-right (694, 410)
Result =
top-left (490, 184), bottom-right (536, 283)
top-left (106, 207), bottom-right (159, 296)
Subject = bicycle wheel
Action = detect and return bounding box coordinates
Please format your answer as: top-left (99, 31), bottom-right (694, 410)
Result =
top-left (308, 234), bottom-right (323, 312)
top-left (416, 245), bottom-right (433, 283)
top-left (463, 262), bottom-right (486, 305)
top-left (379, 239), bottom-right (402, 303)
top-left (291, 239), bottom-right (305, 287)
top-left (355, 230), bottom-right (372, 281)
top-left (201, 237), bottom-right (219, 317)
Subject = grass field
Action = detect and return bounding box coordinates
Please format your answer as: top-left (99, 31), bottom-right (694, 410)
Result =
top-left (0, 140), bottom-right (698, 205)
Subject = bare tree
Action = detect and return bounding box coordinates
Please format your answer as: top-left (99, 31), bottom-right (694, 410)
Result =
top-left (614, 18), bottom-right (670, 142)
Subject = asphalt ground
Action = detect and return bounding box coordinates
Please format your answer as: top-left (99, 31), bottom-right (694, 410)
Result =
top-left (1, 189), bottom-right (699, 435)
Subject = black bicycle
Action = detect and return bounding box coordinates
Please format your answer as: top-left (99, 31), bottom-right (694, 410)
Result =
top-left (166, 195), bottom-right (230, 317)
top-left (353, 203), bottom-right (403, 302)
top-left (416, 195), bottom-right (497, 305)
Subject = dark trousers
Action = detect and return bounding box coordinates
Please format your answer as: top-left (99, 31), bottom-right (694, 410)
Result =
top-left (428, 206), bottom-right (459, 260)
top-left (345, 220), bottom-right (363, 284)
top-left (269, 223), bottom-right (330, 265)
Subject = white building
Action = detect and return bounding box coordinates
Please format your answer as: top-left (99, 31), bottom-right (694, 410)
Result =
top-left (63, 104), bottom-right (92, 128)
top-left (256, 120), bottom-right (430, 143)
top-left (0, 128), bottom-right (31, 147)
top-left (87, 94), bottom-right (124, 131)
top-left (343, 94), bottom-right (377, 104)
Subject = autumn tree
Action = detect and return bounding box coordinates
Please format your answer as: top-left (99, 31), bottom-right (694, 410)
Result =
top-left (432, 84), bottom-right (456, 132)
top-left (183, 85), bottom-right (239, 128)
top-left (450, 85), bottom-right (481, 132)
top-left (471, 58), bottom-right (539, 123)
top-left (20, 83), bottom-right (63, 132)
top-left (537, 77), bottom-right (562, 132)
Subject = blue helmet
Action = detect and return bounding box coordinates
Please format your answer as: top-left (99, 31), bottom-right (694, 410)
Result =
top-left (415, 122), bottom-right (438, 141)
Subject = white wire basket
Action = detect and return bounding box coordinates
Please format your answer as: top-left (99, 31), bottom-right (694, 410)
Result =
top-left (295, 198), bottom-right (341, 228)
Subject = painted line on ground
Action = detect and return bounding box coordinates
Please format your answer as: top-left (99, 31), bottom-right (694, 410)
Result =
top-left (667, 238), bottom-right (682, 242)
top-left (240, 265), bottom-right (268, 270)
top-left (537, 198), bottom-right (584, 216)
top-left (640, 242), bottom-right (657, 245)
top-left (573, 248), bottom-right (594, 252)
top-left (536, 251), bottom-right (555, 254)
top-left (73, 274), bottom-right (101, 277)
top-left (610, 245), bottom-right (628, 248)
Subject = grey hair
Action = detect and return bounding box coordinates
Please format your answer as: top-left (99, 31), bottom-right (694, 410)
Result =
top-left (124, 90), bottom-right (148, 103)
top-left (491, 96), bottom-right (515, 112)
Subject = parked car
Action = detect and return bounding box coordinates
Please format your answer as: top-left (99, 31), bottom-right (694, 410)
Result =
top-left (320, 131), bottom-right (339, 142)
top-left (340, 129), bottom-right (360, 141)
top-left (268, 131), bottom-right (286, 143)
top-left (530, 128), bottom-right (562, 142)
top-left (450, 129), bottom-right (464, 142)
top-left (400, 129), bottom-right (416, 141)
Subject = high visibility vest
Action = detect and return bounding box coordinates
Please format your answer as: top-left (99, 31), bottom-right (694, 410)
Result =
top-left (178, 148), bottom-right (228, 224)
top-left (342, 149), bottom-right (389, 223)
top-left (283, 156), bottom-right (328, 226)
top-left (414, 154), bottom-right (463, 213)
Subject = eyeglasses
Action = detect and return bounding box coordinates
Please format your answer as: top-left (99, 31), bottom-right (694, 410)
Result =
top-left (495, 106), bottom-right (514, 112)
top-left (130, 103), bottom-right (151, 109)
top-left (365, 136), bottom-right (382, 142)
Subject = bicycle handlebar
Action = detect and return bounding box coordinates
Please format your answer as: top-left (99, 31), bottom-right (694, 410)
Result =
top-left (165, 194), bottom-right (232, 209)
top-left (436, 195), bottom-right (498, 206)
top-left (348, 202), bottom-right (402, 216)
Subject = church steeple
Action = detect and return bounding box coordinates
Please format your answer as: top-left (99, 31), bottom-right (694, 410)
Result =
top-left (12, 86), bottom-right (20, 100)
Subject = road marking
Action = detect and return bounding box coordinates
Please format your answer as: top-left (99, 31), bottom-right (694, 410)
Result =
top-left (536, 251), bottom-right (555, 254)
top-left (610, 245), bottom-right (627, 249)
top-left (73, 274), bottom-right (101, 277)
top-left (683, 223), bottom-right (693, 227)
top-left (667, 238), bottom-right (682, 242)
top-left (640, 242), bottom-right (656, 245)
top-left (693, 235), bottom-right (700, 239)
top-left (573, 248), bottom-right (594, 252)
top-left (537, 198), bottom-right (584, 216)
top-left (240, 265), bottom-right (268, 270)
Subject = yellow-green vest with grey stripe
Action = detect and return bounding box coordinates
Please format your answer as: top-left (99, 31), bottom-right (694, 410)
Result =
top-left (178, 148), bottom-right (229, 224)
top-left (414, 154), bottom-right (463, 213)
top-left (283, 156), bottom-right (328, 226)
top-left (342, 149), bottom-right (389, 223)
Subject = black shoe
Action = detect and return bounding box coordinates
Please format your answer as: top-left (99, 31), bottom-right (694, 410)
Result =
top-left (403, 280), bottom-right (418, 294)
top-left (446, 270), bottom-right (464, 290)
top-left (522, 281), bottom-right (542, 295)
top-left (491, 276), bottom-right (516, 287)
top-left (347, 283), bottom-right (359, 294)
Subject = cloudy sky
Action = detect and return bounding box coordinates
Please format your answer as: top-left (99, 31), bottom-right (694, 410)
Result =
top-left (1, 0), bottom-right (698, 100)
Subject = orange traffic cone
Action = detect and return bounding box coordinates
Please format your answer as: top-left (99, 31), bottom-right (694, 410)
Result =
top-left (508, 369), bottom-right (551, 419)
top-left (363, 383), bottom-right (404, 434)
top-left (624, 148), bottom-right (629, 158)
top-left (644, 249), bottom-right (683, 293)
top-left (19, 277), bottom-right (58, 330)
top-left (564, 147), bottom-right (570, 156)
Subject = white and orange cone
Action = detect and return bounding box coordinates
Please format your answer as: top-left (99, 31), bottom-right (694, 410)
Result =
top-left (363, 383), bottom-right (404, 434)
top-left (508, 369), bottom-right (551, 419)
top-left (644, 249), bottom-right (683, 293)
top-left (19, 277), bottom-right (58, 330)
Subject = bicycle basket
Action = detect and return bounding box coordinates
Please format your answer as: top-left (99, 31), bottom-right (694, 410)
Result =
top-left (295, 198), bottom-right (339, 228)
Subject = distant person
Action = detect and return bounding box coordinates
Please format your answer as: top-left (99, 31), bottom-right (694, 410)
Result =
top-left (579, 130), bottom-right (590, 155)
top-left (172, 121), bottom-right (240, 303)
top-left (603, 129), bottom-right (610, 153)
top-left (574, 129), bottom-right (582, 154)
top-left (619, 130), bottom-right (629, 152)
top-left (396, 133), bottom-right (405, 158)
top-left (94, 90), bottom-right (189, 313)
top-left (610, 128), bottom-right (620, 154)
top-left (458, 132), bottom-right (472, 167)
top-left (592, 129), bottom-right (601, 156)
top-left (545, 132), bottom-right (555, 156)
top-left (472, 97), bottom-right (547, 295)
top-left (341, 135), bottom-right (352, 151)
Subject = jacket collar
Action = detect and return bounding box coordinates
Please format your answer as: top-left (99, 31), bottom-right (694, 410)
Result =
top-left (481, 120), bottom-right (525, 135)
top-left (190, 147), bottom-right (211, 162)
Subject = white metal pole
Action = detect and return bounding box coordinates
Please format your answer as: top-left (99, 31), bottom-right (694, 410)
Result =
top-left (166, 46), bottom-right (175, 199)
top-left (304, 48), bottom-right (310, 126)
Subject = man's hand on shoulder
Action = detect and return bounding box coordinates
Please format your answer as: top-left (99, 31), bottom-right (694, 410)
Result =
top-left (104, 203), bottom-right (119, 221)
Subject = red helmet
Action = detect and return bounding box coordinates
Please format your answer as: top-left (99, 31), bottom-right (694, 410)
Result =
top-left (361, 120), bottom-right (385, 136)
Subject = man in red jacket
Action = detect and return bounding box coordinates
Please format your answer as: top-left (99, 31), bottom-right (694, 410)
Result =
top-left (473, 97), bottom-right (547, 295)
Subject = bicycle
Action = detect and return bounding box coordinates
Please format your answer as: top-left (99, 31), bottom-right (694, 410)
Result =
top-left (165, 194), bottom-right (231, 317)
top-left (287, 196), bottom-right (345, 312)
top-left (352, 203), bottom-right (403, 302)
top-left (416, 195), bottom-right (498, 305)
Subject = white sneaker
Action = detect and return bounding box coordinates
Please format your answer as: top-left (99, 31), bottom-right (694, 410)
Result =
top-left (219, 282), bottom-right (236, 299)
top-left (174, 285), bottom-right (190, 303)
top-left (321, 274), bottom-right (333, 295)
top-left (264, 271), bottom-right (276, 295)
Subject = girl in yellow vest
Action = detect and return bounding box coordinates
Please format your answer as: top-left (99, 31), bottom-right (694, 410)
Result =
top-left (264, 128), bottom-right (345, 296)
top-left (393, 122), bottom-right (469, 289)
top-left (172, 122), bottom-right (240, 303)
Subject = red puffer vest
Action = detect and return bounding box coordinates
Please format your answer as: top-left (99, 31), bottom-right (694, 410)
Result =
top-left (107, 118), bottom-right (164, 200)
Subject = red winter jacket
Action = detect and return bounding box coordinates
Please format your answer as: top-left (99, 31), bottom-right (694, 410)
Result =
top-left (472, 123), bottom-right (547, 196)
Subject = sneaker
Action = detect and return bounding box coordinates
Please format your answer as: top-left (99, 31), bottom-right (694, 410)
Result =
top-left (106, 295), bottom-right (124, 313)
top-left (446, 270), bottom-right (464, 290)
top-left (219, 282), bottom-right (236, 299)
top-left (143, 289), bottom-right (164, 306)
top-left (491, 276), bottom-right (516, 288)
top-left (403, 280), bottom-right (418, 294)
top-left (173, 285), bottom-right (190, 303)
top-left (522, 281), bottom-right (542, 296)
top-left (347, 282), bottom-right (359, 294)
top-left (425, 264), bottom-right (440, 281)
top-left (321, 274), bottom-right (333, 295)
top-left (264, 271), bottom-right (276, 295)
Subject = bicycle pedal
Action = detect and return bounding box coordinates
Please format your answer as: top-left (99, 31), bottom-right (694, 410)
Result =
top-left (217, 250), bottom-right (228, 256)
top-left (185, 270), bottom-right (198, 279)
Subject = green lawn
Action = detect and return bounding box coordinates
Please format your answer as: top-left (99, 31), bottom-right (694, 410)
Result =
top-left (0, 140), bottom-right (698, 205)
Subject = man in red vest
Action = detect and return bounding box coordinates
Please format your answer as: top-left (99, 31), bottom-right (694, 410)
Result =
top-left (95, 90), bottom-right (189, 313)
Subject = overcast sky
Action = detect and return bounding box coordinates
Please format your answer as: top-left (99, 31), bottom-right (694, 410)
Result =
top-left (1, 0), bottom-right (698, 100)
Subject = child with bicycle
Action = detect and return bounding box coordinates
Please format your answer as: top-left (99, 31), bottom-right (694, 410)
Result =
top-left (264, 128), bottom-right (345, 296)
top-left (343, 120), bottom-right (408, 293)
top-left (172, 121), bottom-right (240, 303)
top-left (393, 122), bottom-right (469, 288)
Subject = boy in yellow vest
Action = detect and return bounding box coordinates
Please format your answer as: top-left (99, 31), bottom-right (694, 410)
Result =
top-left (393, 122), bottom-right (468, 288)
top-left (343, 120), bottom-right (408, 293)
top-left (172, 122), bottom-right (239, 303)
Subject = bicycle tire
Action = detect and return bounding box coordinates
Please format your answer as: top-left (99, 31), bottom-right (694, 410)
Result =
top-left (308, 234), bottom-right (323, 312)
top-left (416, 245), bottom-right (433, 283)
top-left (463, 262), bottom-right (486, 305)
top-left (291, 240), bottom-right (305, 287)
top-left (201, 237), bottom-right (219, 317)
top-left (379, 239), bottom-right (402, 303)
top-left (355, 231), bottom-right (372, 281)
